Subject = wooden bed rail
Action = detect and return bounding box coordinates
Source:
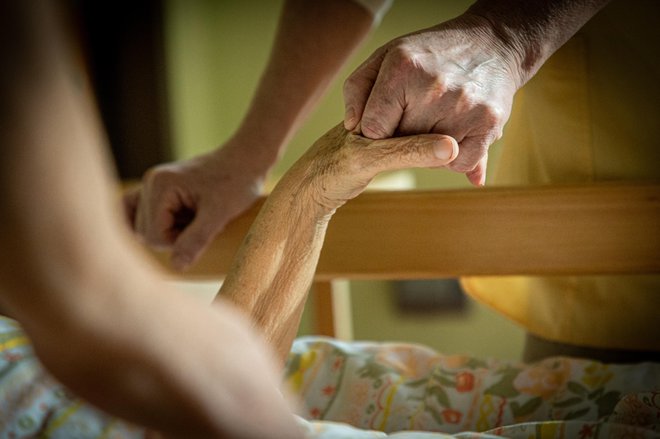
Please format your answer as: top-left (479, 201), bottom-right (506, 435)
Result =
top-left (144, 182), bottom-right (660, 280)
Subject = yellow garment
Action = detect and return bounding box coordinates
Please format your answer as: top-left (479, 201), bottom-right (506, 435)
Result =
top-left (461, 0), bottom-right (660, 351)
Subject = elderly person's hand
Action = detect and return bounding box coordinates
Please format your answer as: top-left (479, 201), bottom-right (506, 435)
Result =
top-left (343, 0), bottom-right (612, 186)
top-left (284, 123), bottom-right (459, 214)
top-left (343, 13), bottom-right (521, 186)
top-left (217, 123), bottom-right (457, 362)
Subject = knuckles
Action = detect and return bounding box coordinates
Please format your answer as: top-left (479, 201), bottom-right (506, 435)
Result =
top-left (448, 138), bottom-right (490, 173)
top-left (385, 43), bottom-right (441, 88)
top-left (477, 103), bottom-right (506, 131)
top-left (142, 166), bottom-right (182, 193)
top-left (386, 43), bottom-right (419, 74)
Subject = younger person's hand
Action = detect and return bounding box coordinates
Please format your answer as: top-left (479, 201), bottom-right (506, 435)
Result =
top-left (125, 140), bottom-right (268, 271)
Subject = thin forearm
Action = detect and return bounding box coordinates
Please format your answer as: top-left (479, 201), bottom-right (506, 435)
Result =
top-left (214, 121), bottom-right (459, 366)
top-left (466, 0), bottom-right (610, 85)
top-left (217, 178), bottom-right (330, 362)
top-left (230, 0), bottom-right (374, 165)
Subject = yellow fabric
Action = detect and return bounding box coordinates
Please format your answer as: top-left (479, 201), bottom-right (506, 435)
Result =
top-left (462, 0), bottom-right (660, 351)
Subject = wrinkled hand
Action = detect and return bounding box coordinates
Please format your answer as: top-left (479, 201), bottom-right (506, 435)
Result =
top-left (279, 123), bottom-right (459, 215)
top-left (213, 124), bottom-right (458, 366)
top-left (343, 14), bottom-right (521, 186)
top-left (125, 142), bottom-right (267, 270)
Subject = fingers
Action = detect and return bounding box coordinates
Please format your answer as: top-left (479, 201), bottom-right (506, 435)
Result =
top-left (365, 133), bottom-right (458, 175)
top-left (452, 121), bottom-right (501, 182)
top-left (358, 62), bottom-right (407, 140)
top-left (127, 150), bottom-right (266, 271)
top-left (342, 21), bottom-right (517, 185)
top-left (343, 50), bottom-right (387, 132)
top-left (134, 183), bottom-right (187, 249)
top-left (302, 128), bottom-right (458, 214)
top-left (170, 209), bottom-right (224, 271)
top-left (132, 181), bottom-right (222, 271)
top-left (465, 153), bottom-right (489, 187)
top-left (133, 189), bottom-right (228, 271)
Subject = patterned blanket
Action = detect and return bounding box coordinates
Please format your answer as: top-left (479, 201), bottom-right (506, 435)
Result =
top-left (288, 338), bottom-right (660, 438)
top-left (1, 317), bottom-right (658, 438)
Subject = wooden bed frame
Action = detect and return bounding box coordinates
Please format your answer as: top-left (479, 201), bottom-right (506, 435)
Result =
top-left (148, 181), bottom-right (660, 338)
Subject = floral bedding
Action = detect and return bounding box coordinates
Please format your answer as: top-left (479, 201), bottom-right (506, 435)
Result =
top-left (287, 337), bottom-right (660, 438)
top-left (1, 318), bottom-right (658, 438)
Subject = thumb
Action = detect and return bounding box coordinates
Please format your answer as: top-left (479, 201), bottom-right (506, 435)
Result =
top-left (365, 134), bottom-right (458, 175)
top-left (171, 210), bottom-right (225, 271)
top-left (343, 50), bottom-right (385, 131)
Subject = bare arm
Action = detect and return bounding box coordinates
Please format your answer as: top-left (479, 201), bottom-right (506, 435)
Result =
top-left (233, 0), bottom-right (377, 164)
top-left (130, 0), bottom-right (379, 270)
top-left (466, 0), bottom-right (611, 84)
top-left (215, 124), bottom-right (458, 363)
top-left (0, 3), bottom-right (300, 437)
top-left (343, 0), bottom-right (610, 185)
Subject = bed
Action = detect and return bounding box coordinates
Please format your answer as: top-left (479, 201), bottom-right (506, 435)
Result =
top-left (161, 181), bottom-right (660, 438)
top-left (152, 181), bottom-right (660, 341)
top-left (1, 182), bottom-right (658, 438)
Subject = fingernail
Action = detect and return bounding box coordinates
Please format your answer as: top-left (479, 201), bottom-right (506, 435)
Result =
top-left (434, 140), bottom-right (455, 161)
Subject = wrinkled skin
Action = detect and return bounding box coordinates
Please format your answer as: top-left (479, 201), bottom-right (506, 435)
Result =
top-left (217, 123), bottom-right (459, 363)
top-left (343, 14), bottom-right (521, 186)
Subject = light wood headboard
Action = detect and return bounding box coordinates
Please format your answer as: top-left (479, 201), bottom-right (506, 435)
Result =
top-left (146, 181), bottom-right (659, 337)
top-left (150, 182), bottom-right (660, 280)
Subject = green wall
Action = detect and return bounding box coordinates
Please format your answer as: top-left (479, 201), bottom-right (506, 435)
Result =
top-left (165, 0), bottom-right (524, 360)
